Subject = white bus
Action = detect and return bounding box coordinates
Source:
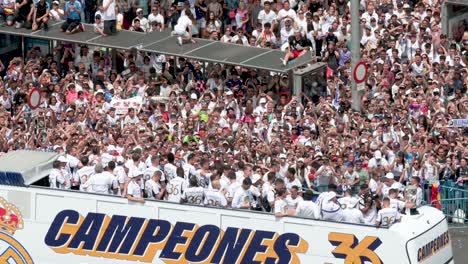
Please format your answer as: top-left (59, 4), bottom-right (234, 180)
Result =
top-left (0, 151), bottom-right (454, 264)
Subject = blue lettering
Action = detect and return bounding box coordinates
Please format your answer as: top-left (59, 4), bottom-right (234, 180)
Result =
top-left (95, 216), bottom-right (145, 254)
top-left (273, 233), bottom-right (301, 264)
top-left (133, 219), bottom-right (171, 256)
top-left (185, 225), bottom-right (220, 263)
top-left (160, 222), bottom-right (195, 261)
top-left (68, 213), bottom-right (105, 250)
top-left (241, 230), bottom-right (275, 264)
top-left (211, 228), bottom-right (252, 264)
top-left (44, 210), bottom-right (80, 248)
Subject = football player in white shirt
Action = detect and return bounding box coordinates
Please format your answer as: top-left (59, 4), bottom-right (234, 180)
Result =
top-left (285, 185), bottom-right (303, 209)
top-left (182, 177), bottom-right (205, 205)
top-left (274, 189), bottom-right (291, 217)
top-left (164, 153), bottom-right (178, 181)
top-left (232, 178), bottom-right (254, 209)
top-left (166, 167), bottom-right (189, 203)
top-left (321, 192), bottom-right (343, 221)
top-left (113, 156), bottom-right (128, 195)
top-left (77, 156), bottom-right (95, 192)
top-left (284, 168), bottom-right (302, 191)
top-left (49, 158), bottom-right (68, 189)
top-left (183, 153), bottom-right (198, 180)
top-left (340, 190), bottom-right (365, 224)
top-left (145, 169), bottom-right (165, 200)
top-left (204, 180), bottom-right (228, 208)
top-left (376, 198), bottom-right (401, 227)
top-left (226, 171), bottom-right (241, 205)
top-left (382, 172), bottom-right (402, 198)
top-left (388, 189), bottom-right (406, 212)
top-left (126, 170), bottom-right (145, 203)
top-left (358, 184), bottom-right (378, 225)
top-left (295, 191), bottom-right (320, 219)
top-left (82, 163), bottom-right (118, 194)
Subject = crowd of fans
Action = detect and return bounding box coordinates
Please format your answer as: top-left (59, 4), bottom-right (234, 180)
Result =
top-left (0, 0), bottom-right (467, 225)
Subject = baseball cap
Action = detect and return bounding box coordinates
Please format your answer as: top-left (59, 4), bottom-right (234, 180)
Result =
top-left (374, 150), bottom-right (382, 159)
top-left (225, 90), bottom-right (233, 96)
top-left (259, 98), bottom-right (267, 104)
top-left (131, 169), bottom-right (144, 178)
top-left (136, 8), bottom-right (143, 13)
top-left (57, 156), bottom-right (68, 163)
top-left (53, 1), bottom-right (59, 5)
top-left (279, 153), bottom-right (287, 159)
top-left (190, 93), bottom-right (197, 100)
top-left (385, 172), bottom-right (394, 180)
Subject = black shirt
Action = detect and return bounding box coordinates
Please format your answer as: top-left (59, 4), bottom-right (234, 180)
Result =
top-left (36, 1), bottom-right (49, 17)
top-left (288, 36), bottom-right (312, 51)
top-left (17, 0), bottom-right (33, 17)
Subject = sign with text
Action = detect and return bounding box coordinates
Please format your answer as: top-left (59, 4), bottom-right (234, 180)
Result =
top-left (110, 96), bottom-right (143, 115)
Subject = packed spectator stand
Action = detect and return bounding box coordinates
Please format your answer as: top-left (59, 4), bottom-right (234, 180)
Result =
top-left (0, 0), bottom-right (467, 226)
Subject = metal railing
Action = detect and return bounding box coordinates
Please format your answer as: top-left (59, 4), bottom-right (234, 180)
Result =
top-left (423, 181), bottom-right (468, 227)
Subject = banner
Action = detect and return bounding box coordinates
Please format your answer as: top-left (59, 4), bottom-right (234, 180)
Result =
top-left (110, 96), bottom-right (143, 115)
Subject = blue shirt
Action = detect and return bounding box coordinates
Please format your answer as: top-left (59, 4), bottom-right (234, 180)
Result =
top-left (65, 0), bottom-right (82, 20)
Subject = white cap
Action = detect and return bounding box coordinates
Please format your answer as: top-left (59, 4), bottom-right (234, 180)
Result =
top-left (65, 108), bottom-right (74, 113)
top-left (298, 158), bottom-right (304, 162)
top-left (94, 89), bottom-right (104, 96)
top-left (251, 173), bottom-right (261, 183)
top-left (374, 150), bottom-right (382, 159)
top-left (131, 169), bottom-right (144, 178)
top-left (314, 152), bottom-right (323, 158)
top-left (57, 156), bottom-right (68, 163)
top-left (116, 156), bottom-right (124, 164)
top-left (259, 98), bottom-right (267, 104)
top-left (225, 90), bottom-right (233, 96)
top-left (361, 138), bottom-right (368, 143)
top-left (136, 8), bottom-right (143, 13)
top-left (385, 172), bottom-right (394, 180)
top-left (107, 145), bottom-right (116, 152)
top-left (279, 153), bottom-right (287, 159)
top-left (53, 1), bottom-right (59, 5)
top-left (327, 192), bottom-right (337, 201)
top-left (190, 93), bottom-right (198, 100)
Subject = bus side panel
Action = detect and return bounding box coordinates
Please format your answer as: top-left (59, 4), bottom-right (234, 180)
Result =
top-left (405, 217), bottom-right (453, 264)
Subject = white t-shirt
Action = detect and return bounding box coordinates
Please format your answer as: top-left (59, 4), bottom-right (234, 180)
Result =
top-left (182, 186), bottom-right (204, 205)
top-left (85, 171), bottom-right (117, 194)
top-left (164, 163), bottom-right (178, 181)
top-left (174, 15), bottom-right (192, 34)
top-left (342, 208), bottom-right (365, 224)
top-left (166, 177), bottom-right (188, 203)
top-left (274, 198), bottom-right (288, 214)
top-left (148, 12), bottom-right (164, 25)
top-left (101, 0), bottom-right (115, 20)
top-left (376, 207), bottom-right (400, 227)
top-left (231, 188), bottom-right (252, 209)
top-left (295, 200), bottom-right (320, 219)
top-left (390, 198), bottom-right (406, 212)
top-left (204, 189), bottom-right (228, 207)
top-left (321, 200), bottom-right (343, 221)
top-left (257, 10), bottom-right (277, 26)
top-left (285, 195), bottom-right (304, 209)
top-left (145, 179), bottom-right (161, 199)
top-left (127, 180), bottom-right (143, 198)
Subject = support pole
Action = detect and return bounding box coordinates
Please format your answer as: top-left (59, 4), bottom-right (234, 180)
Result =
top-left (351, 0), bottom-right (361, 112)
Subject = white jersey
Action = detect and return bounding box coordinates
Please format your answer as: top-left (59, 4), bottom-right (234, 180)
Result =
top-left (164, 163), bottom-right (178, 181)
top-left (77, 165), bottom-right (95, 191)
top-left (342, 208), bottom-right (365, 224)
top-left (295, 200), bottom-right (320, 219)
top-left (226, 181), bottom-right (241, 200)
top-left (376, 207), bottom-right (400, 227)
top-left (127, 180), bottom-right (143, 199)
top-left (50, 168), bottom-right (71, 190)
top-left (274, 199), bottom-right (288, 215)
top-left (166, 177), bottom-right (188, 203)
top-left (145, 179), bottom-right (161, 199)
top-left (321, 200), bottom-right (343, 221)
top-left (390, 198), bottom-right (406, 212)
top-left (231, 188), bottom-right (253, 209)
top-left (174, 15), bottom-right (192, 34)
top-left (285, 195), bottom-right (303, 209)
top-left (204, 189), bottom-right (228, 207)
top-left (182, 186), bottom-right (204, 205)
top-left (359, 198), bottom-right (377, 225)
top-left (85, 171), bottom-right (117, 194)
